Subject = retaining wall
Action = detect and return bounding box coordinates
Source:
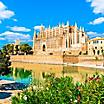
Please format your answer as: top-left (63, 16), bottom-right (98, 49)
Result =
top-left (10, 55), bottom-right (64, 64)
top-left (11, 55), bottom-right (101, 65)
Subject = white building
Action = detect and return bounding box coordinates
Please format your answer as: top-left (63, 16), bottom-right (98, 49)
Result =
top-left (87, 37), bottom-right (104, 55)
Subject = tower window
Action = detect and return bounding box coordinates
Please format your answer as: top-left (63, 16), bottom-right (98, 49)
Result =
top-left (71, 39), bottom-right (72, 44)
top-left (93, 50), bottom-right (95, 55)
top-left (43, 44), bottom-right (46, 51)
top-left (82, 34), bottom-right (84, 37)
top-left (36, 34), bottom-right (38, 38)
top-left (97, 50), bottom-right (100, 55)
top-left (97, 40), bottom-right (99, 43)
top-left (95, 47), bottom-right (97, 49)
top-left (66, 39), bottom-right (68, 48)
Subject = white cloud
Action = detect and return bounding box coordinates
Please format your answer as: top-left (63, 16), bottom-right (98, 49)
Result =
top-left (0, 20), bottom-right (2, 24)
top-left (0, 37), bottom-right (5, 40)
top-left (13, 18), bottom-right (18, 22)
top-left (0, 31), bottom-right (31, 42)
top-left (0, 1), bottom-right (15, 22)
top-left (7, 26), bottom-right (31, 32)
top-left (87, 31), bottom-right (97, 35)
top-left (34, 25), bottom-right (44, 30)
top-left (86, 0), bottom-right (92, 2)
top-left (89, 17), bottom-right (104, 25)
top-left (0, 1), bottom-right (6, 10)
top-left (86, 0), bottom-right (104, 14)
top-left (0, 10), bottom-right (14, 19)
top-left (87, 31), bottom-right (104, 38)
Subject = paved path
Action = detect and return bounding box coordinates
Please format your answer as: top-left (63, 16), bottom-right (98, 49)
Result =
top-left (0, 80), bottom-right (22, 104)
top-left (0, 90), bottom-right (21, 104)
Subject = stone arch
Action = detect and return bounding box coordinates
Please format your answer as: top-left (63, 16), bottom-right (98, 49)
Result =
top-left (66, 39), bottom-right (68, 48)
top-left (43, 44), bottom-right (46, 51)
top-left (97, 50), bottom-right (100, 55)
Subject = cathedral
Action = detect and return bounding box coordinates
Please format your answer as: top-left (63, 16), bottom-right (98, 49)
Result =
top-left (33, 22), bottom-right (88, 55)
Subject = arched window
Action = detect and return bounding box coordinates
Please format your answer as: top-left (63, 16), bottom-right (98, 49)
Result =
top-left (97, 50), bottom-right (100, 55)
top-left (93, 50), bottom-right (95, 55)
top-left (66, 39), bottom-right (68, 48)
top-left (43, 44), bottom-right (46, 51)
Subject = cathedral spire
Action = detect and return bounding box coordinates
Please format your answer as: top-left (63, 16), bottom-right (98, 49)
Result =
top-left (82, 27), bottom-right (84, 32)
top-left (34, 30), bottom-right (36, 34)
top-left (41, 24), bottom-right (43, 28)
top-left (79, 26), bottom-right (82, 31)
top-left (48, 25), bottom-right (51, 29)
top-left (59, 22), bottom-right (61, 27)
top-left (33, 30), bottom-right (36, 38)
top-left (74, 22), bottom-right (78, 31)
top-left (62, 22), bottom-right (64, 27)
top-left (40, 24), bottom-right (44, 31)
top-left (67, 21), bottom-right (69, 26)
top-left (75, 22), bottom-right (77, 28)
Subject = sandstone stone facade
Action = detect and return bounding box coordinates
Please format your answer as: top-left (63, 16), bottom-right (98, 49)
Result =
top-left (33, 22), bottom-right (88, 55)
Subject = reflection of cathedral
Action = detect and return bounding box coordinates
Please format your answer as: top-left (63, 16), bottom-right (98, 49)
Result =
top-left (33, 22), bottom-right (88, 55)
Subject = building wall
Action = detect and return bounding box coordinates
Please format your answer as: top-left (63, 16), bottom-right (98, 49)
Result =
top-left (63, 55), bottom-right (79, 63)
top-left (11, 55), bottom-right (80, 64)
top-left (33, 22), bottom-right (88, 55)
top-left (87, 38), bottom-right (104, 56)
top-left (11, 55), bottom-right (64, 64)
top-left (11, 55), bottom-right (104, 65)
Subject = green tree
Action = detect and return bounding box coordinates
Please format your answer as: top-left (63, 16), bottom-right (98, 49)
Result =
top-left (14, 45), bottom-right (19, 55)
top-left (0, 50), bottom-right (11, 75)
top-left (2, 44), bottom-right (14, 55)
top-left (20, 44), bottom-right (32, 55)
top-left (1, 43), bottom-right (32, 55)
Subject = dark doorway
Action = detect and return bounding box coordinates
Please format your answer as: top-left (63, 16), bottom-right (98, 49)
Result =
top-left (43, 44), bottom-right (46, 51)
top-left (66, 39), bottom-right (68, 48)
top-left (93, 50), bottom-right (95, 55)
top-left (97, 50), bottom-right (100, 55)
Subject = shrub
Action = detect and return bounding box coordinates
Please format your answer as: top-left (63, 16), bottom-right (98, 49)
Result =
top-left (81, 74), bottom-right (104, 104)
top-left (12, 73), bottom-right (104, 104)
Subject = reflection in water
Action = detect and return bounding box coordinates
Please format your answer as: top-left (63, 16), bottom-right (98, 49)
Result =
top-left (0, 92), bottom-right (12, 99)
top-left (0, 82), bottom-right (28, 90)
top-left (11, 67), bottom-right (32, 84)
top-left (11, 62), bottom-right (104, 82)
top-left (0, 67), bottom-right (32, 85)
top-left (12, 67), bottom-right (32, 80)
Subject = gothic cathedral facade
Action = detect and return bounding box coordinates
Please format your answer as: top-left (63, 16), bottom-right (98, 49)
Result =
top-left (33, 22), bottom-right (88, 55)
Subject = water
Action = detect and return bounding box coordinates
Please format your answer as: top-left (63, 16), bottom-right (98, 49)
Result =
top-left (0, 67), bottom-right (32, 99)
top-left (1, 62), bottom-right (104, 100)
top-left (0, 67), bottom-right (32, 85)
top-left (11, 62), bottom-right (104, 83)
top-left (1, 62), bottom-right (104, 84)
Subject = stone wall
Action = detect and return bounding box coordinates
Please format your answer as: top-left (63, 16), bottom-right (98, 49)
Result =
top-left (11, 55), bottom-right (80, 64)
top-left (11, 55), bottom-right (100, 65)
top-left (10, 55), bottom-right (63, 65)
top-left (78, 55), bottom-right (103, 62)
top-left (63, 55), bottom-right (79, 63)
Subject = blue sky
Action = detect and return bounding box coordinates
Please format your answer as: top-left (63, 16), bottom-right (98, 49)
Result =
top-left (0, 0), bottom-right (104, 48)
